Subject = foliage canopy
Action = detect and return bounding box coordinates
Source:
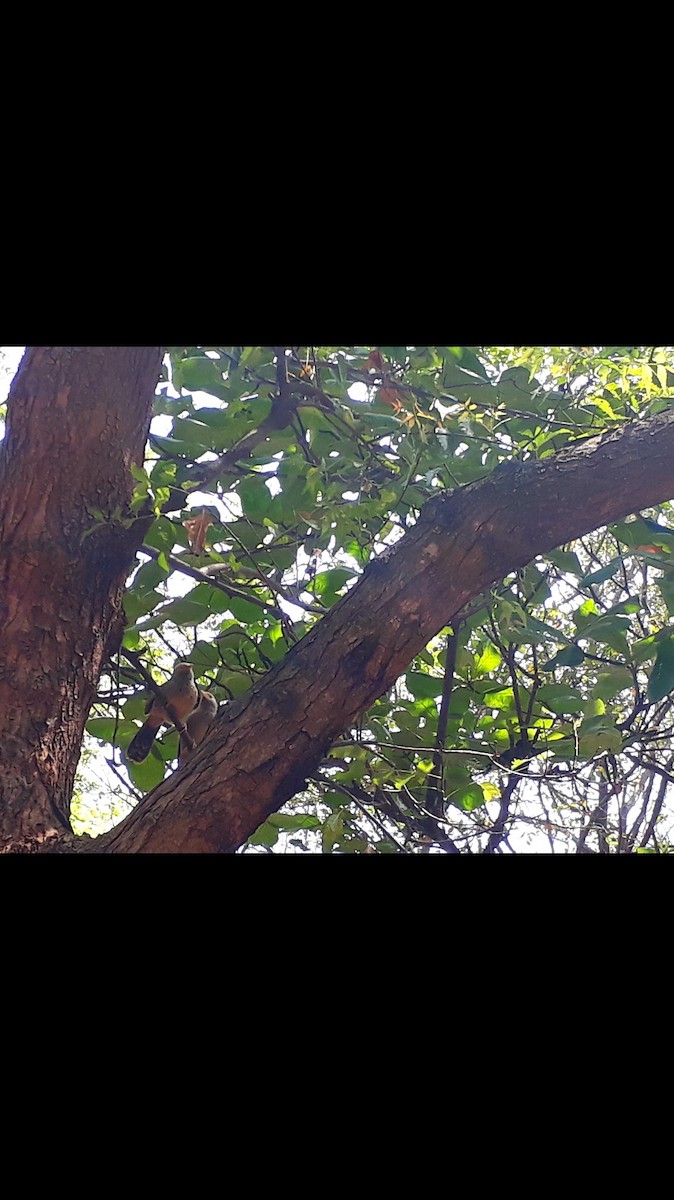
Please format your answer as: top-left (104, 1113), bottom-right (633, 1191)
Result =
top-left (61, 345), bottom-right (674, 852)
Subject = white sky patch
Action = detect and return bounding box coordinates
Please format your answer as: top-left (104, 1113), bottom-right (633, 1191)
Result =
top-left (348, 382), bottom-right (369, 403)
top-left (0, 348), bottom-right (26, 430)
top-left (150, 413), bottom-right (172, 438)
top-left (192, 389), bottom-right (221, 409)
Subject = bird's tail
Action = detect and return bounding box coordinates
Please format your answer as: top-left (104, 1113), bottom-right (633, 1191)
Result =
top-left (126, 721), bottom-right (160, 763)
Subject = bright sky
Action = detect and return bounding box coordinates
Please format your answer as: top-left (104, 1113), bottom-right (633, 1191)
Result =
top-left (0, 346), bottom-right (24, 399)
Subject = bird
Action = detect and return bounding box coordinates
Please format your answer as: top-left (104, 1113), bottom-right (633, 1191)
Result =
top-left (179, 690), bottom-right (218, 764)
top-left (126, 663), bottom-right (198, 763)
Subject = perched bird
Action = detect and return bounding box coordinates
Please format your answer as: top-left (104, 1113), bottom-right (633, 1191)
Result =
top-left (179, 690), bottom-right (218, 764)
top-left (126, 663), bottom-right (198, 763)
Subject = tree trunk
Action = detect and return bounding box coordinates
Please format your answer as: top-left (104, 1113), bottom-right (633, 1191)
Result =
top-left (95, 410), bottom-right (674, 853)
top-left (0, 347), bottom-right (163, 850)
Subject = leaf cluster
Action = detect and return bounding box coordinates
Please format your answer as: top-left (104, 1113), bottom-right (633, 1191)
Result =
top-left (84, 346), bottom-right (674, 852)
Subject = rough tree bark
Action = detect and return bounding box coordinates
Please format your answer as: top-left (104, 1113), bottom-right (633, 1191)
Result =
top-left (0, 347), bottom-right (164, 849)
top-left (95, 412), bottom-right (674, 853)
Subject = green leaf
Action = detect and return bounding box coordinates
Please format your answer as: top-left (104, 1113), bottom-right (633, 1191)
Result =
top-left (540, 645), bottom-right (585, 671)
top-left (122, 696), bottom-right (147, 720)
top-left (268, 813), bottom-right (322, 831)
top-left (171, 417), bottom-right (218, 450)
top-left (144, 585), bottom-right (233, 630)
top-left (128, 749), bottom-right (167, 792)
top-left (149, 459), bottom-right (177, 492)
top-left (454, 347), bottom-right (489, 380)
top-left (123, 589), bottom-right (163, 623)
top-left (537, 684), bottom-right (585, 714)
top-left (611, 517), bottom-right (674, 551)
top-left (593, 668), bottom-right (634, 700)
top-left (451, 783), bottom-right (486, 811)
top-left (340, 838), bottom-right (370, 853)
top-left (380, 347), bottom-right (408, 364)
top-left (216, 670), bottom-right (253, 698)
top-left (656, 577), bottom-right (674, 617)
top-left (631, 635), bottom-right (658, 664)
top-left (154, 598), bottom-right (212, 626)
top-left (240, 347), bottom-right (274, 370)
top-left (449, 687), bottom-right (472, 715)
top-left (157, 731), bottom-right (180, 762)
top-left (149, 434), bottom-right (195, 459)
top-left (144, 517), bottom-right (179, 556)
top-left (86, 718), bottom-right (136, 744)
top-left (493, 597), bottom-right (566, 645)
top-left (238, 476), bottom-right (272, 522)
top-left (647, 635), bottom-right (674, 701)
top-left (226, 596), bottom-right (268, 622)
top-left (482, 686), bottom-right (517, 711)
top-left (322, 810), bottom-right (345, 852)
top-left (474, 643), bottom-right (501, 674)
top-left (574, 599), bottom-right (598, 626)
top-left (579, 614), bottom-right (631, 654)
top-left (131, 559), bottom-right (170, 594)
top-left (189, 640), bottom-right (221, 670)
top-left (312, 568), bottom-right (357, 606)
top-left (578, 718), bottom-right (622, 757)
top-left (176, 356), bottom-right (228, 397)
top-left (579, 557), bottom-right (623, 587)
top-left (248, 820), bottom-right (280, 847)
top-left (505, 614), bottom-right (570, 646)
top-left (406, 670), bottom-right (444, 700)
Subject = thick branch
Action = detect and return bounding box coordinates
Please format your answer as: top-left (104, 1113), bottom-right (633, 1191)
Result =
top-left (94, 410), bottom-right (674, 853)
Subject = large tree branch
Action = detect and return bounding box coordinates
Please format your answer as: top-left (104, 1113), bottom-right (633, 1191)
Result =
top-left (92, 411), bottom-right (674, 853)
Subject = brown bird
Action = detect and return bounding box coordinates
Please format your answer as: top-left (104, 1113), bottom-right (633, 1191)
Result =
top-left (126, 663), bottom-right (198, 763)
top-left (179, 690), bottom-right (218, 764)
